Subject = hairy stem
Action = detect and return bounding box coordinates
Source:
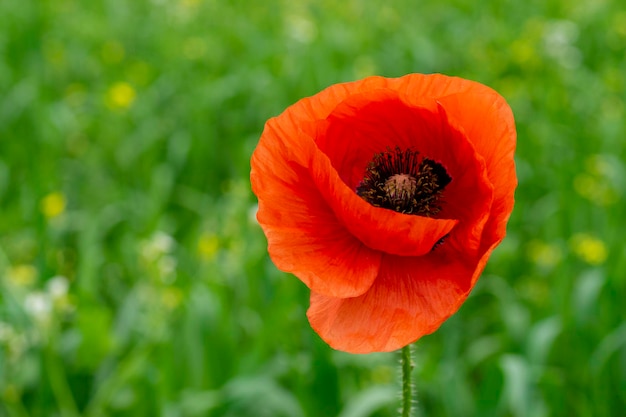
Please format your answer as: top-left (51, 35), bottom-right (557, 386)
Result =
top-left (401, 344), bottom-right (414, 417)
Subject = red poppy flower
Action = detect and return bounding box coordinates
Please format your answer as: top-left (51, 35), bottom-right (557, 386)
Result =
top-left (251, 73), bottom-right (516, 353)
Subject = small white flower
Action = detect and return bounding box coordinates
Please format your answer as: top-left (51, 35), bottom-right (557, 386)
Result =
top-left (543, 20), bottom-right (582, 69)
top-left (47, 276), bottom-right (69, 299)
top-left (141, 231), bottom-right (176, 261)
top-left (152, 231), bottom-right (175, 253)
top-left (24, 292), bottom-right (52, 320)
top-left (285, 15), bottom-right (317, 43)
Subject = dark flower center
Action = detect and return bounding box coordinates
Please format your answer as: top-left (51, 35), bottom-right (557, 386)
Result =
top-left (356, 147), bottom-right (452, 216)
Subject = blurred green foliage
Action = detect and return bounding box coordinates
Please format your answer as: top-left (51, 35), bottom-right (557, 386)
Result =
top-left (0, 0), bottom-right (625, 416)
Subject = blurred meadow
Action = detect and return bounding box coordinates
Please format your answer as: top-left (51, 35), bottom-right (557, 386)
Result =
top-left (1, 0), bottom-right (625, 416)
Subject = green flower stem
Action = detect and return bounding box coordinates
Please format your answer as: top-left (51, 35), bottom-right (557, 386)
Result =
top-left (401, 344), bottom-right (414, 417)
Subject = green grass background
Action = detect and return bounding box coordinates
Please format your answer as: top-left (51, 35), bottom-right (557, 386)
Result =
top-left (1, 0), bottom-right (625, 416)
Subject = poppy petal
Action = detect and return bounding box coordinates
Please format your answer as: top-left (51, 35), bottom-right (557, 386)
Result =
top-left (430, 105), bottom-right (494, 258)
top-left (258, 87), bottom-right (462, 258)
top-left (309, 147), bottom-right (458, 257)
top-left (389, 74), bottom-right (515, 245)
top-left (252, 128), bottom-right (382, 298)
top-left (314, 92), bottom-right (493, 256)
top-left (390, 73), bottom-right (516, 269)
top-left (436, 84), bottom-right (516, 252)
top-left (314, 89), bottom-right (440, 189)
top-left (307, 252), bottom-right (473, 353)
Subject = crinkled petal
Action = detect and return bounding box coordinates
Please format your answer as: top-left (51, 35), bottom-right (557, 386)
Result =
top-left (314, 89), bottom-right (439, 189)
top-left (309, 146), bottom-right (458, 257)
top-left (391, 73), bottom-right (516, 266)
top-left (257, 86), bottom-right (463, 259)
top-left (315, 91), bottom-right (493, 257)
top-left (437, 88), bottom-right (516, 260)
top-left (251, 122), bottom-right (382, 298)
top-left (390, 73), bottom-right (516, 248)
top-left (307, 252), bottom-right (474, 353)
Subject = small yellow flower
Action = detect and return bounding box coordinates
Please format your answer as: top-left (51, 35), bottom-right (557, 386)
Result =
top-left (106, 82), bottom-right (136, 110)
top-left (40, 192), bottom-right (66, 219)
top-left (6, 265), bottom-right (38, 287)
top-left (198, 233), bottom-right (219, 260)
top-left (570, 233), bottom-right (608, 265)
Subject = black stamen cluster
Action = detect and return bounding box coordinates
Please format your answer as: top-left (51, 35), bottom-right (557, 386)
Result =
top-left (356, 147), bottom-right (452, 216)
